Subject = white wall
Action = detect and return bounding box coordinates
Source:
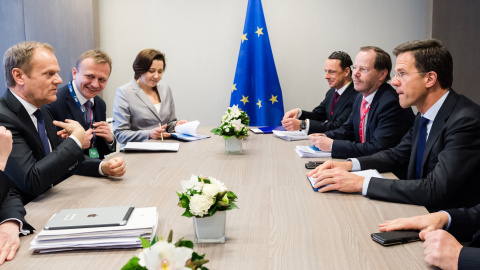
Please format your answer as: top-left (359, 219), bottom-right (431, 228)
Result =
top-left (98, 0), bottom-right (430, 126)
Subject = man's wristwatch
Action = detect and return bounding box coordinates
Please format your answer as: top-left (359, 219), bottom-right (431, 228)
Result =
top-left (300, 120), bottom-right (306, 130)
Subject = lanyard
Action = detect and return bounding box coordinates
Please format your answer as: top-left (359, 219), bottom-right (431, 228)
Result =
top-left (68, 82), bottom-right (93, 126)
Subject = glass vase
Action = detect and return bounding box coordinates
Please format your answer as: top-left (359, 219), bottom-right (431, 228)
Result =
top-left (193, 210), bottom-right (226, 244)
top-left (225, 138), bottom-right (243, 154)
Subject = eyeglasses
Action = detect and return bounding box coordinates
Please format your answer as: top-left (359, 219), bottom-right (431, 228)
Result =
top-left (392, 71), bottom-right (425, 80)
top-left (352, 66), bottom-right (368, 74)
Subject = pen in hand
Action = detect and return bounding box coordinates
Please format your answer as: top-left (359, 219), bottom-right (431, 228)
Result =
top-left (159, 123), bottom-right (164, 141)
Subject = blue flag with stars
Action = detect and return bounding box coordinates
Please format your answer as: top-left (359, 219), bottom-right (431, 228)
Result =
top-left (230, 0), bottom-right (284, 126)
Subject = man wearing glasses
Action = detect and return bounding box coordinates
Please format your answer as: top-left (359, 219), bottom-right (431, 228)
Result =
top-left (308, 39), bottom-right (480, 211)
top-left (309, 46), bottom-right (415, 160)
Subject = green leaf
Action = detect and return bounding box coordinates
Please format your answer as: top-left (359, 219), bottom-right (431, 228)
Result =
top-left (217, 201), bottom-right (231, 209)
top-left (139, 236), bottom-right (150, 248)
top-left (215, 191), bottom-right (227, 203)
top-left (182, 208), bottom-right (194, 217)
top-left (167, 230), bottom-right (173, 243)
top-left (176, 191), bottom-right (182, 198)
top-left (176, 239), bottom-right (194, 249)
top-left (191, 252), bottom-right (205, 261)
top-left (227, 191), bottom-right (238, 200)
top-left (180, 195), bottom-right (190, 208)
top-left (150, 234), bottom-right (158, 246)
top-left (121, 256), bottom-right (147, 270)
top-left (227, 202), bottom-right (239, 210)
top-left (203, 179), bottom-right (211, 184)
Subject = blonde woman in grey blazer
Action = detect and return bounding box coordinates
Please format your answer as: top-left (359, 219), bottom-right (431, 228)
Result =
top-left (113, 49), bottom-right (187, 146)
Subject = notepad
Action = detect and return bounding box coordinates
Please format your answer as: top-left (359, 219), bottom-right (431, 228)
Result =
top-left (307, 169), bottom-right (383, 191)
top-left (272, 130), bottom-right (309, 141)
top-left (171, 120), bottom-right (210, 141)
top-left (121, 142), bottom-right (179, 152)
top-left (295, 145), bottom-right (331, 158)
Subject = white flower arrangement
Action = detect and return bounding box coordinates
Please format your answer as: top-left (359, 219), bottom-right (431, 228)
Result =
top-left (211, 105), bottom-right (250, 139)
top-left (122, 230), bottom-right (209, 270)
top-left (177, 175), bottom-right (238, 218)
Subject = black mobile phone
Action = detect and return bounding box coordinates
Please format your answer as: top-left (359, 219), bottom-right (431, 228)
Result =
top-left (371, 230), bottom-right (420, 246)
top-left (305, 161), bottom-right (324, 169)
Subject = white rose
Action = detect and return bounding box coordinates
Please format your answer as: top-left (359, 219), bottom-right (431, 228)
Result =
top-left (189, 194), bottom-right (214, 217)
top-left (202, 184), bottom-right (220, 197)
top-left (231, 119), bottom-right (243, 131)
top-left (225, 127), bottom-right (230, 132)
top-left (209, 177), bottom-right (227, 192)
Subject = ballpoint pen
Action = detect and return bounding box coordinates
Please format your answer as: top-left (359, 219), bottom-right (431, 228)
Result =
top-left (159, 123), bottom-right (164, 141)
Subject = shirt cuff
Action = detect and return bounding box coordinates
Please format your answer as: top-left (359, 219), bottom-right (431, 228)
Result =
top-left (98, 162), bottom-right (106, 176)
top-left (361, 176), bottom-right (371, 196)
top-left (0, 218), bottom-right (30, 235)
top-left (439, 210), bottom-right (452, 230)
top-left (349, 158), bottom-right (362, 171)
top-left (107, 137), bottom-right (116, 151)
top-left (296, 108), bottom-right (302, 118)
top-left (69, 135), bottom-right (82, 149)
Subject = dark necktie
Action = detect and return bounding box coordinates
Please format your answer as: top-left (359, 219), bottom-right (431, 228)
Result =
top-left (331, 91), bottom-right (340, 116)
top-left (33, 109), bottom-right (50, 155)
top-left (415, 117), bottom-right (429, 179)
top-left (84, 100), bottom-right (93, 126)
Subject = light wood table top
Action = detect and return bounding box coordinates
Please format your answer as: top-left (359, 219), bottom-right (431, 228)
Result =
top-left (8, 127), bottom-right (429, 269)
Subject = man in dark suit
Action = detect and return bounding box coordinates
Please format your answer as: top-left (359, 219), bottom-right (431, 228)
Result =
top-left (44, 49), bottom-right (115, 159)
top-left (0, 41), bottom-right (126, 203)
top-left (0, 126), bottom-right (34, 265)
top-left (282, 51), bottom-right (357, 134)
top-left (307, 39), bottom-right (480, 211)
top-left (309, 46), bottom-right (415, 159)
top-left (378, 204), bottom-right (480, 270)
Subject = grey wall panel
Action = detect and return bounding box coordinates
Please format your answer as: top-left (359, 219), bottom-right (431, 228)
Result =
top-left (432, 0), bottom-right (480, 103)
top-left (0, 0), bottom-right (26, 96)
top-left (23, 0), bottom-right (94, 87)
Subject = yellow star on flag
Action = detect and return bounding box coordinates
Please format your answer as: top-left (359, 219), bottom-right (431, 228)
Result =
top-left (241, 33), bottom-right (248, 43)
top-left (256, 99), bottom-right (262, 109)
top-left (269, 95), bottom-right (278, 104)
top-left (240, 95), bottom-right (249, 105)
top-left (255, 27), bottom-right (264, 37)
top-left (232, 84), bottom-right (237, 92)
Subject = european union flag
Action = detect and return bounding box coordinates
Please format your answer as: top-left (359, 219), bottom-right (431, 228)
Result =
top-left (230, 0), bottom-right (284, 126)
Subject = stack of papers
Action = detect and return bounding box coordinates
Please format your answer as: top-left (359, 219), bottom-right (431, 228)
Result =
top-left (171, 121), bottom-right (210, 141)
top-left (295, 145), bottom-right (331, 158)
top-left (307, 169), bottom-right (384, 191)
top-left (121, 142), bottom-right (179, 152)
top-left (30, 207), bottom-right (158, 253)
top-left (272, 130), bottom-right (309, 141)
top-left (250, 126), bottom-right (286, 134)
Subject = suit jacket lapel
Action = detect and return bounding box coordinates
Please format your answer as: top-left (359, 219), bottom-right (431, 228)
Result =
top-left (131, 80), bottom-right (162, 122)
top-left (420, 90), bottom-right (459, 172)
top-left (408, 114), bottom-right (421, 179)
top-left (4, 91), bottom-right (46, 159)
top-left (332, 82), bottom-right (354, 119)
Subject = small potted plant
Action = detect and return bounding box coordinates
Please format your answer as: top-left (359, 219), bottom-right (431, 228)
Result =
top-left (211, 105), bottom-right (250, 154)
top-left (177, 175), bottom-right (238, 243)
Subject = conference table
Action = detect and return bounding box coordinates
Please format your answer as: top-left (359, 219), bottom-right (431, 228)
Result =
top-left (8, 127), bottom-right (429, 269)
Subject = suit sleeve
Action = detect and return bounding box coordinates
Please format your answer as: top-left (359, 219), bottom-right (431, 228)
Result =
top-left (0, 172), bottom-right (34, 233)
top-left (112, 88), bottom-right (150, 144)
top-left (364, 115), bottom-right (480, 207)
top-left (457, 247), bottom-right (480, 270)
top-left (7, 131), bottom-right (86, 197)
top-left (445, 205), bottom-right (480, 242)
top-left (330, 95), bottom-right (413, 158)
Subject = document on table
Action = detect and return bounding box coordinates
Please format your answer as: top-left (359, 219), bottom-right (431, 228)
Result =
top-left (295, 145), bottom-right (331, 158)
top-left (272, 130), bottom-right (309, 141)
top-left (307, 169), bottom-right (383, 191)
top-left (250, 126), bottom-right (286, 134)
top-left (30, 207), bottom-right (158, 253)
top-left (171, 120), bottom-right (210, 141)
top-left (121, 142), bottom-right (179, 152)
